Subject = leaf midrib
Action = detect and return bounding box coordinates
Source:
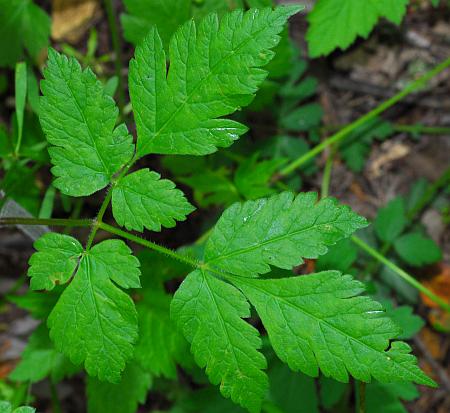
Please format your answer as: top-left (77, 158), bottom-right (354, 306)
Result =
top-left (206, 216), bottom-right (356, 266)
top-left (235, 277), bottom-right (428, 384)
top-left (137, 12), bottom-right (273, 156)
top-left (55, 57), bottom-right (111, 178)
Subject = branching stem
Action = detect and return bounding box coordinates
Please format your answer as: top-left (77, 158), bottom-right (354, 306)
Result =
top-left (98, 222), bottom-right (200, 268)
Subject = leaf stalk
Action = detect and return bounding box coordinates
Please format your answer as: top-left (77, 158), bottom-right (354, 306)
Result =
top-left (351, 235), bottom-right (450, 313)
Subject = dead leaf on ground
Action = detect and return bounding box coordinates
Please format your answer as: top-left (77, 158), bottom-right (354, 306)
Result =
top-left (418, 327), bottom-right (447, 379)
top-left (422, 264), bottom-right (450, 332)
top-left (52, 0), bottom-right (101, 43)
top-left (421, 264), bottom-right (450, 309)
top-left (369, 141), bottom-right (410, 178)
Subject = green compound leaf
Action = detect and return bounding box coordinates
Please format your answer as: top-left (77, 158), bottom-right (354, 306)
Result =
top-left (233, 271), bottom-right (435, 387)
top-left (40, 49), bottom-right (134, 196)
top-left (129, 6), bottom-right (300, 157)
top-left (394, 232), bottom-right (442, 267)
top-left (28, 232), bottom-right (83, 291)
top-left (0, 0), bottom-right (50, 67)
top-left (47, 238), bottom-right (140, 382)
top-left (112, 168), bottom-right (195, 232)
top-left (307, 0), bottom-right (409, 57)
top-left (87, 362), bottom-right (152, 413)
top-left (9, 324), bottom-right (79, 384)
top-left (171, 269), bottom-right (268, 413)
top-left (204, 192), bottom-right (368, 277)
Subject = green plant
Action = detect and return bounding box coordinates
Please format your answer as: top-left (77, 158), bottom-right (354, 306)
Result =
top-left (306, 0), bottom-right (410, 57)
top-left (0, 0), bottom-right (50, 67)
top-left (2, 2), bottom-right (450, 413)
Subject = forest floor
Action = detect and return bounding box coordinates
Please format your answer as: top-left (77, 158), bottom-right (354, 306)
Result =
top-left (0, 1), bottom-right (449, 412)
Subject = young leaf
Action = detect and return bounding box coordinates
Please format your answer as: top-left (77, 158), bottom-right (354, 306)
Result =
top-left (382, 302), bottom-right (425, 339)
top-left (394, 232), bottom-right (442, 267)
top-left (0, 0), bottom-right (50, 67)
top-left (374, 197), bottom-right (407, 243)
top-left (234, 154), bottom-right (286, 200)
top-left (204, 192), bottom-right (368, 277)
top-left (8, 288), bottom-right (61, 320)
top-left (307, 0), bottom-right (409, 57)
top-left (134, 288), bottom-right (190, 378)
top-left (315, 238), bottom-right (358, 273)
top-left (112, 168), bottom-right (195, 232)
top-left (171, 269), bottom-right (268, 413)
top-left (366, 381), bottom-right (419, 413)
top-left (268, 360), bottom-right (319, 413)
top-left (9, 324), bottom-right (79, 384)
top-left (40, 50), bottom-right (134, 196)
top-left (46, 237), bottom-right (140, 382)
top-left (233, 271), bottom-right (435, 386)
top-left (28, 232), bottom-right (83, 291)
top-left (87, 363), bottom-right (152, 413)
top-left (129, 6), bottom-right (301, 157)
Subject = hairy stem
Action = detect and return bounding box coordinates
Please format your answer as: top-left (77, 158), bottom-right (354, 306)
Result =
top-left (85, 188), bottom-right (113, 250)
top-left (0, 217), bottom-right (93, 227)
top-left (103, 0), bottom-right (125, 113)
top-left (351, 235), bottom-right (450, 312)
top-left (98, 222), bottom-right (199, 268)
top-left (279, 57), bottom-right (450, 177)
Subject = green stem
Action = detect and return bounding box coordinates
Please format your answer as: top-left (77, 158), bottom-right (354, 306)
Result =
top-left (393, 124), bottom-right (450, 135)
top-left (363, 166), bottom-right (450, 276)
top-left (351, 235), bottom-right (450, 312)
top-left (85, 188), bottom-right (113, 250)
top-left (50, 382), bottom-right (62, 413)
top-left (98, 222), bottom-right (199, 268)
top-left (358, 382), bottom-right (366, 413)
top-left (85, 152), bottom-right (137, 250)
top-left (103, 0), bottom-right (125, 113)
top-left (323, 124), bottom-right (450, 136)
top-left (0, 217), bottom-right (93, 227)
top-left (279, 57), bottom-right (450, 177)
top-left (320, 147), bottom-right (336, 198)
